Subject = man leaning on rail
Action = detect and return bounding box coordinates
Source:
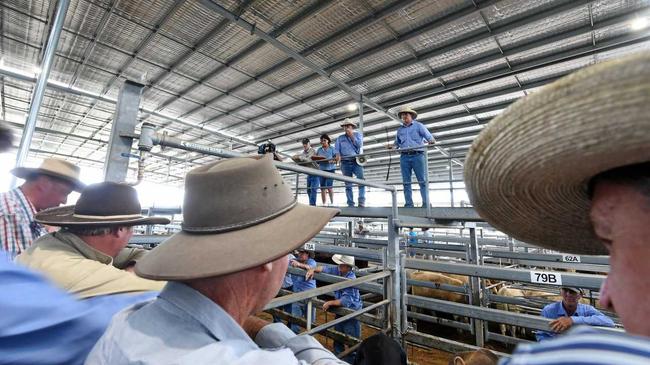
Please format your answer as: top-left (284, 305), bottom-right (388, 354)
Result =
top-left (464, 52), bottom-right (650, 364)
top-left (86, 154), bottom-right (348, 364)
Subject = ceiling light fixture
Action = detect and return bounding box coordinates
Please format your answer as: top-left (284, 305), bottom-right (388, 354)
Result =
top-left (346, 103), bottom-right (357, 111)
top-left (631, 17), bottom-right (649, 31)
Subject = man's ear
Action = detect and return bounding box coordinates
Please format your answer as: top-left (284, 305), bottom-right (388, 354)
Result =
top-left (261, 262), bottom-right (273, 273)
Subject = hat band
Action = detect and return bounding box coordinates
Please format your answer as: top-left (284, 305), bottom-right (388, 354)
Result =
top-left (182, 200), bottom-right (297, 234)
top-left (72, 213), bottom-right (144, 220)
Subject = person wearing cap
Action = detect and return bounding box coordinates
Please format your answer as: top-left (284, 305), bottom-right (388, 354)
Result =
top-left (289, 245), bottom-right (318, 333)
top-left (388, 106), bottom-right (435, 208)
top-left (334, 119), bottom-right (365, 208)
top-left (87, 155), bottom-right (345, 364)
top-left (464, 53), bottom-right (650, 364)
top-left (16, 182), bottom-right (168, 299)
top-left (306, 254), bottom-right (362, 362)
top-left (1, 158), bottom-right (85, 258)
top-left (535, 287), bottom-right (614, 341)
top-left (317, 133), bottom-right (336, 206)
top-left (299, 138), bottom-right (320, 206)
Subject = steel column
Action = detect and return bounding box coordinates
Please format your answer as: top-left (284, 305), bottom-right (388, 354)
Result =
top-left (449, 157), bottom-right (454, 207)
top-left (14, 0), bottom-right (70, 181)
top-left (104, 81), bottom-right (144, 182)
top-left (467, 225), bottom-right (485, 347)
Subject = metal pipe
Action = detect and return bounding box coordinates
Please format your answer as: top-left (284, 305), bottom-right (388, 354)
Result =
top-left (14, 0), bottom-right (70, 178)
top-left (303, 299), bottom-right (390, 337)
top-left (449, 157), bottom-right (454, 207)
top-left (424, 149), bottom-right (431, 214)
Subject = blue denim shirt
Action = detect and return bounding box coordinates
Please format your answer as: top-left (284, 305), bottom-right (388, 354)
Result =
top-left (290, 258), bottom-right (316, 292)
top-left (335, 132), bottom-right (363, 158)
top-left (395, 120), bottom-right (433, 151)
top-left (317, 146), bottom-right (336, 170)
top-left (0, 252), bottom-right (156, 365)
top-left (322, 266), bottom-right (362, 310)
top-left (535, 301), bottom-right (615, 341)
top-left (86, 282), bottom-right (346, 364)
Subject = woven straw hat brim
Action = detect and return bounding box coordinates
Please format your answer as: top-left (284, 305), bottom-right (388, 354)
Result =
top-left (11, 167), bottom-right (85, 191)
top-left (464, 52), bottom-right (650, 255)
top-left (397, 108), bottom-right (417, 119)
top-left (332, 254), bottom-right (355, 266)
top-left (135, 204), bottom-right (339, 280)
top-left (35, 205), bottom-right (170, 226)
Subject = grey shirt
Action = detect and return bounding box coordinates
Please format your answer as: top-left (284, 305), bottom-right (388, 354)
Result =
top-left (86, 281), bottom-right (347, 364)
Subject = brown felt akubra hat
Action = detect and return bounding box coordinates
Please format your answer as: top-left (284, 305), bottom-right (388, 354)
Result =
top-left (464, 52), bottom-right (650, 256)
top-left (35, 181), bottom-right (170, 226)
top-left (12, 158), bottom-right (85, 191)
top-left (135, 154), bottom-right (340, 281)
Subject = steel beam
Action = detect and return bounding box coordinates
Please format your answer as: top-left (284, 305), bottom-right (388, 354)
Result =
top-left (103, 81), bottom-right (143, 182)
top-left (14, 0), bottom-right (70, 177)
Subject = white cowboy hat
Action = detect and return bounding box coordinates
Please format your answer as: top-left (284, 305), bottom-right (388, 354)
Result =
top-left (340, 118), bottom-right (358, 128)
top-left (332, 254), bottom-right (355, 267)
top-left (464, 52), bottom-right (650, 255)
top-left (396, 105), bottom-right (417, 119)
top-left (136, 155), bottom-right (339, 280)
top-left (11, 158), bottom-right (85, 191)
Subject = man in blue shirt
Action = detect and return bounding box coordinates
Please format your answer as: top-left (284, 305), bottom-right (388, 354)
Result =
top-left (0, 252), bottom-right (156, 365)
top-left (289, 246), bottom-right (317, 333)
top-left (335, 119), bottom-right (365, 207)
top-left (307, 254), bottom-right (362, 363)
top-left (536, 287), bottom-right (614, 341)
top-left (390, 106), bottom-right (435, 208)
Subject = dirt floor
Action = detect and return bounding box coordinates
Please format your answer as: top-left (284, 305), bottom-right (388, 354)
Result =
top-left (259, 310), bottom-right (455, 365)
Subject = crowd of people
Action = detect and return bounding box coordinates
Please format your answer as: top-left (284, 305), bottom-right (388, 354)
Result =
top-left (0, 53), bottom-right (649, 365)
top-left (292, 105), bottom-right (437, 208)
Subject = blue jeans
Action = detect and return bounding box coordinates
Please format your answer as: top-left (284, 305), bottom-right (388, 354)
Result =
top-left (334, 317), bottom-right (361, 363)
top-left (400, 153), bottom-right (428, 207)
top-left (306, 174), bottom-right (320, 206)
top-left (291, 301), bottom-right (316, 333)
top-left (340, 161), bottom-right (365, 207)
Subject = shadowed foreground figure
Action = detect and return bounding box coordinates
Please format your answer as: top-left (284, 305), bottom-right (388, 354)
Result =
top-left (464, 53), bottom-right (650, 364)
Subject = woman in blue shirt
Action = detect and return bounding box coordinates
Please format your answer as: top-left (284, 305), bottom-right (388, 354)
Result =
top-left (316, 134), bottom-right (336, 206)
top-left (306, 254), bottom-right (362, 363)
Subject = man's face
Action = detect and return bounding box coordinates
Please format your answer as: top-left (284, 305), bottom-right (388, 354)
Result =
top-left (298, 251), bottom-right (309, 262)
top-left (339, 263), bottom-right (351, 275)
top-left (37, 176), bottom-right (74, 210)
top-left (302, 143), bottom-right (309, 151)
top-left (400, 112), bottom-right (413, 124)
top-left (343, 125), bottom-right (354, 136)
top-left (560, 289), bottom-right (581, 307)
top-left (590, 181), bottom-right (650, 336)
top-left (254, 254), bottom-right (290, 312)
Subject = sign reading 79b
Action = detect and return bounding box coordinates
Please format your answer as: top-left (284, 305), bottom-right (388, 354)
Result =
top-left (530, 271), bottom-right (563, 285)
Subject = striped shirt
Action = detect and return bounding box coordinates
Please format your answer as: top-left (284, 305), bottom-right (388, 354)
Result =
top-left (500, 326), bottom-right (650, 365)
top-left (0, 188), bottom-right (45, 258)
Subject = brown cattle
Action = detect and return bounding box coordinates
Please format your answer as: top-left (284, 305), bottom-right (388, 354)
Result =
top-left (448, 348), bottom-right (499, 365)
top-left (408, 270), bottom-right (466, 303)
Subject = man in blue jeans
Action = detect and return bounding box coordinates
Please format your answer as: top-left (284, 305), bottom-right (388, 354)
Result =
top-left (390, 106), bottom-right (435, 207)
top-left (298, 138), bottom-right (320, 206)
top-left (335, 119), bottom-right (365, 207)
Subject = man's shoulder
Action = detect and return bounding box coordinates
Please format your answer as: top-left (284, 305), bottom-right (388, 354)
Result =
top-left (501, 327), bottom-right (650, 365)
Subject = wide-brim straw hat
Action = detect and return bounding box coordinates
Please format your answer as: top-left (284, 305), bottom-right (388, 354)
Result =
top-left (397, 105), bottom-right (417, 119)
top-left (11, 158), bottom-right (85, 191)
top-left (340, 118), bottom-right (358, 128)
top-left (332, 254), bottom-right (355, 267)
top-left (464, 52), bottom-right (650, 255)
top-left (36, 181), bottom-right (169, 226)
top-left (136, 155), bottom-right (339, 280)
